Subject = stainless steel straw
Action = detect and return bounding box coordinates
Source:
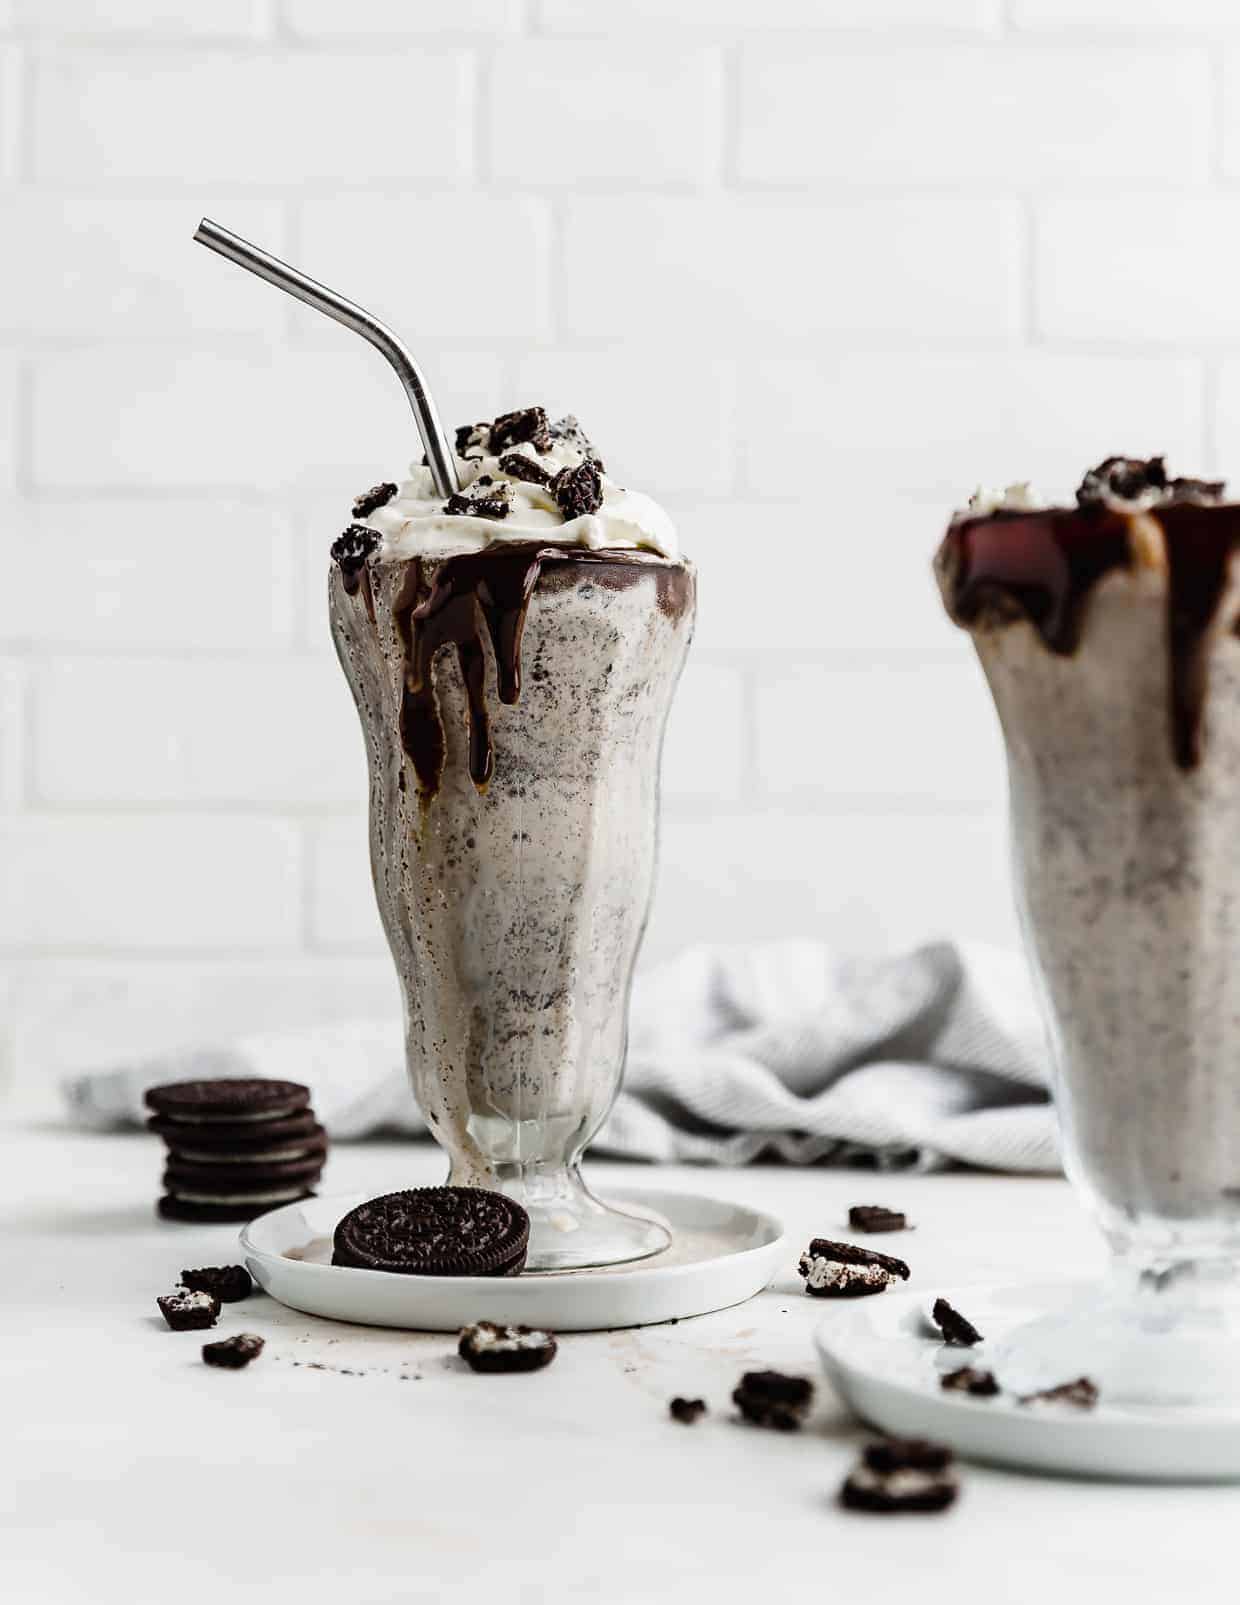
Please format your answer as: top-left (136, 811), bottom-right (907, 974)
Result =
top-left (193, 217), bottom-right (460, 499)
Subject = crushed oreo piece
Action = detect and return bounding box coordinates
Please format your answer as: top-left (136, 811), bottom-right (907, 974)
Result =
top-left (798, 1253), bottom-right (895, 1298)
top-left (330, 524), bottom-right (380, 590)
top-left (455, 422), bottom-right (491, 459)
top-left (443, 483), bottom-right (512, 522)
top-left (1019, 1376), bottom-right (1099, 1411)
top-left (940, 1365), bottom-right (1000, 1398)
top-left (840, 1438), bottom-right (959, 1514)
top-left (1076, 456), bottom-right (1227, 510)
top-left (806, 1238), bottom-right (910, 1281)
top-left (932, 1297), bottom-right (983, 1347)
top-left (549, 414), bottom-right (604, 471)
top-left (732, 1370), bottom-right (813, 1432)
top-left (351, 482), bottom-right (398, 519)
top-left (180, 1265), bottom-right (253, 1304)
top-left (157, 1289), bottom-right (220, 1331)
top-left (202, 1333), bottom-right (265, 1370)
top-left (498, 452), bottom-right (555, 488)
top-left (458, 1321), bottom-right (558, 1373)
top-left (669, 1397), bottom-right (707, 1425)
top-left (489, 406), bottom-right (552, 456)
top-left (848, 1205), bottom-right (907, 1234)
top-left (553, 459), bottom-right (604, 521)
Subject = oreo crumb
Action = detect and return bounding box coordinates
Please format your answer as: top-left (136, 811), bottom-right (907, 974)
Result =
top-left (840, 1438), bottom-right (958, 1514)
top-left (1077, 456), bottom-right (1227, 510)
top-left (553, 459), bottom-right (604, 521)
top-left (940, 1366), bottom-right (1000, 1398)
top-left (932, 1298), bottom-right (983, 1347)
top-left (180, 1265), bottom-right (253, 1304)
top-left (806, 1238), bottom-right (910, 1280)
top-left (444, 485), bottom-right (511, 522)
top-left (330, 524), bottom-right (379, 587)
top-left (849, 1205), bottom-right (908, 1234)
top-left (489, 407), bottom-right (552, 456)
top-left (498, 452), bottom-right (555, 488)
top-left (732, 1370), bottom-right (813, 1432)
top-left (455, 422), bottom-right (491, 459)
top-left (351, 482), bottom-right (398, 519)
top-left (202, 1333), bottom-right (265, 1370)
top-left (157, 1289), bottom-right (220, 1331)
top-left (1019, 1377), bottom-right (1098, 1411)
top-left (798, 1253), bottom-right (895, 1298)
top-left (669, 1397), bottom-right (707, 1425)
top-left (458, 1321), bottom-right (557, 1373)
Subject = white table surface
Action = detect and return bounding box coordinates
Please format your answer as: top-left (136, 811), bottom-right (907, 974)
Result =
top-left (4, 1122), bottom-right (1235, 1605)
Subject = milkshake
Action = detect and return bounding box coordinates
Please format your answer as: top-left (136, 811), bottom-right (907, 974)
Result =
top-left (937, 457), bottom-right (1240, 1400)
top-left (330, 408), bottom-right (694, 1269)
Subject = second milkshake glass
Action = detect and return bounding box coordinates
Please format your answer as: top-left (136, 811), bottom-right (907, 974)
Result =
top-left (937, 462), bottom-right (1240, 1404)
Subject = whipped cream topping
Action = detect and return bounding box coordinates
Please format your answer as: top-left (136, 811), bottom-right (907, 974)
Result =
top-left (360, 412), bottom-right (678, 562)
top-left (962, 482), bottom-right (1043, 519)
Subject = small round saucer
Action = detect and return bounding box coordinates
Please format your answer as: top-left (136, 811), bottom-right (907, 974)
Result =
top-left (241, 1187), bottom-right (785, 1332)
top-left (815, 1282), bottom-right (1240, 1482)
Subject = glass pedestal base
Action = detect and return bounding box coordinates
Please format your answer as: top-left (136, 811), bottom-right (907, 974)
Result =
top-left (992, 1259), bottom-right (1240, 1409)
top-left (449, 1160), bottom-right (671, 1272)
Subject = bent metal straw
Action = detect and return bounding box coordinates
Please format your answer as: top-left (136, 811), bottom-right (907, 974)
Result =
top-left (193, 216), bottom-right (460, 500)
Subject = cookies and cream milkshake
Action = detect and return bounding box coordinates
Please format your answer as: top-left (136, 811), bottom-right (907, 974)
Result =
top-left (330, 408), bottom-right (694, 1269)
top-left (936, 457), bottom-right (1240, 1269)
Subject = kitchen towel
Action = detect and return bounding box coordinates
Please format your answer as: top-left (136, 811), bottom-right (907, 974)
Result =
top-left (61, 940), bottom-right (1057, 1173)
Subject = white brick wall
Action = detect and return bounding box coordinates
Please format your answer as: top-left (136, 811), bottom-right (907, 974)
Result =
top-left (0, 1), bottom-right (1230, 1102)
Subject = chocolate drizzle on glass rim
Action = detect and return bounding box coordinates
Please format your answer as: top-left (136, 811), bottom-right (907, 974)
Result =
top-left (936, 456), bottom-right (1240, 770)
top-left (339, 541), bottom-right (691, 802)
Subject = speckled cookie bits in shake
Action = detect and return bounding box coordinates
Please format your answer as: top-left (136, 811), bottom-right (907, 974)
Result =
top-left (937, 459), bottom-right (1240, 1273)
top-left (330, 411), bottom-right (694, 1271)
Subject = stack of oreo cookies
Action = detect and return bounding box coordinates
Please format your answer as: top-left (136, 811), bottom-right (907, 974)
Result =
top-left (146, 1078), bottom-right (327, 1223)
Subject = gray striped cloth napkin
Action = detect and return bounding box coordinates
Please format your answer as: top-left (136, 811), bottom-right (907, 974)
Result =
top-left (62, 940), bottom-right (1056, 1173)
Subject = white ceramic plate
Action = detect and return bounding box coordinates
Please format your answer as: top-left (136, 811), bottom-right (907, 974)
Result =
top-left (815, 1281), bottom-right (1240, 1482)
top-left (241, 1186), bottom-right (785, 1332)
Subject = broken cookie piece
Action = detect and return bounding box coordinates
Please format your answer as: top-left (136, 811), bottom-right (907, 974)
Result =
top-left (1019, 1377), bottom-right (1098, 1411)
top-left (840, 1438), bottom-right (959, 1514)
top-left (940, 1366), bottom-right (999, 1398)
top-left (848, 1205), bottom-right (907, 1234)
top-left (156, 1289), bottom-right (220, 1332)
top-left (931, 1297), bottom-right (983, 1347)
top-left (731, 1370), bottom-right (813, 1431)
top-left (458, 1321), bottom-right (558, 1374)
top-left (797, 1237), bottom-right (910, 1299)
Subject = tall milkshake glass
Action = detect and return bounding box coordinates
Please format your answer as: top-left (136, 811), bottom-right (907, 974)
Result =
top-left (936, 457), bottom-right (1240, 1404)
top-left (330, 410), bottom-right (694, 1270)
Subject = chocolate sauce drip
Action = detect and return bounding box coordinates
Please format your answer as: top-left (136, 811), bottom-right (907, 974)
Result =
top-left (942, 510), bottom-right (1130, 654)
top-left (940, 506), bottom-right (1240, 769)
top-left (1161, 505), bottom-right (1240, 768)
top-left (386, 544), bottom-right (688, 799)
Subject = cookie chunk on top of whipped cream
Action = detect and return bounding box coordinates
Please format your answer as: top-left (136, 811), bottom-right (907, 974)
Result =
top-left (354, 405), bottom-right (678, 561)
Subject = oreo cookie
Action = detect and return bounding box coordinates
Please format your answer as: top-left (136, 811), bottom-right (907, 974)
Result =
top-left (798, 1237), bottom-right (909, 1299)
top-left (732, 1370), bottom-right (813, 1431)
top-left (180, 1265), bottom-right (253, 1303)
top-left (331, 1187), bottom-right (529, 1277)
top-left (458, 1322), bottom-right (557, 1373)
top-left (941, 1366), bottom-right (999, 1398)
top-left (840, 1439), bottom-right (959, 1514)
top-left (144, 1079), bottom-right (310, 1124)
top-left (848, 1205), bottom-right (907, 1234)
top-left (489, 406), bottom-right (552, 455)
top-left (351, 482), bottom-right (397, 519)
top-left (931, 1297), bottom-right (983, 1347)
top-left (669, 1397), bottom-right (707, 1425)
top-left (163, 1153), bottom-right (324, 1193)
top-left (147, 1111), bottom-right (322, 1147)
top-left (158, 1192), bottom-right (316, 1224)
top-left (498, 452), bottom-right (554, 488)
top-left (203, 1333), bottom-right (265, 1370)
top-left (157, 1289), bottom-right (220, 1331)
top-left (553, 459), bottom-right (604, 521)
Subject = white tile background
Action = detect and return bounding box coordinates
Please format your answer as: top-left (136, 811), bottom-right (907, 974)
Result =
top-left (0, 0), bottom-right (1231, 1102)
